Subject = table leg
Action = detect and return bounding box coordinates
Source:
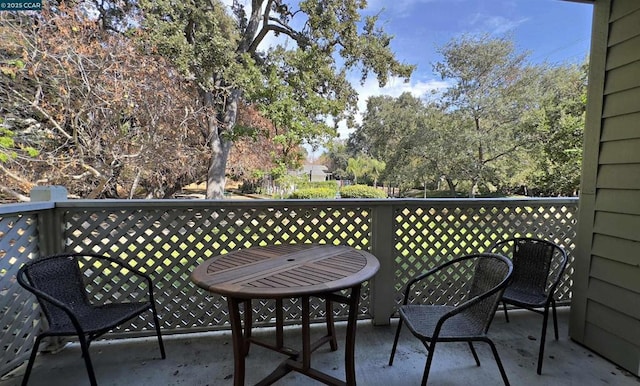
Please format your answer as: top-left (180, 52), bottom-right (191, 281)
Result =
top-left (243, 299), bottom-right (252, 356)
top-left (326, 298), bottom-right (338, 351)
top-left (345, 285), bottom-right (362, 386)
top-left (228, 297), bottom-right (245, 386)
top-left (302, 295), bottom-right (311, 370)
top-left (276, 298), bottom-right (284, 349)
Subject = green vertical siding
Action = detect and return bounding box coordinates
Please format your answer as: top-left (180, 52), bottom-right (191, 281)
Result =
top-left (572, 0), bottom-right (640, 377)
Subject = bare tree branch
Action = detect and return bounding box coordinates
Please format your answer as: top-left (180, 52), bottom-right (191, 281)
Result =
top-left (0, 184), bottom-right (30, 202)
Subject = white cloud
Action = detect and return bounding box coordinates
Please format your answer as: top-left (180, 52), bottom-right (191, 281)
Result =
top-left (468, 13), bottom-right (528, 36)
top-left (365, 0), bottom-right (439, 17)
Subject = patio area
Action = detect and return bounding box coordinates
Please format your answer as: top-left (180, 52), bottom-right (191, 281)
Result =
top-left (2, 308), bottom-right (637, 386)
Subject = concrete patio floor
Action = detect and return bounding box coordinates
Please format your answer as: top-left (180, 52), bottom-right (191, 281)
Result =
top-left (2, 308), bottom-right (639, 386)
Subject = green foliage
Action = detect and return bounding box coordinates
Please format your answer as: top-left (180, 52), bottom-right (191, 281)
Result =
top-left (0, 129), bottom-right (14, 147)
top-left (137, 0), bottom-right (414, 198)
top-left (323, 139), bottom-right (351, 179)
top-left (139, 0), bottom-right (253, 99)
top-left (297, 181), bottom-right (339, 192)
top-left (434, 34), bottom-right (539, 196)
top-left (349, 35), bottom-right (586, 197)
top-left (340, 184), bottom-right (387, 198)
top-left (0, 126), bottom-right (33, 163)
top-left (0, 59), bottom-right (25, 79)
top-left (524, 62), bottom-right (587, 196)
top-left (346, 157), bottom-right (368, 183)
top-left (288, 187), bottom-right (336, 199)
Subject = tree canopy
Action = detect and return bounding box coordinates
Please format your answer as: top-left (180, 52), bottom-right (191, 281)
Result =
top-left (139, 0), bottom-right (414, 198)
top-left (1, 7), bottom-right (586, 201)
top-left (0, 1), bottom-right (414, 200)
top-left (339, 35), bottom-right (587, 197)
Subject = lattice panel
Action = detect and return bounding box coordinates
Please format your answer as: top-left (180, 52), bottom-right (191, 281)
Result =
top-left (0, 213), bottom-right (41, 376)
top-left (0, 198), bottom-right (580, 377)
top-left (61, 204), bottom-right (374, 334)
top-left (393, 202), bottom-right (577, 307)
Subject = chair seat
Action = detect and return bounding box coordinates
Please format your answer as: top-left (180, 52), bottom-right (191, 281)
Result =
top-left (18, 253), bottom-right (166, 386)
top-left (490, 237), bottom-right (568, 375)
top-left (389, 254), bottom-right (512, 386)
top-left (399, 305), bottom-right (485, 341)
top-left (49, 301), bottom-right (151, 335)
top-left (502, 287), bottom-right (547, 308)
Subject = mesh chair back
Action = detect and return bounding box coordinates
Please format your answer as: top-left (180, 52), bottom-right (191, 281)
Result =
top-left (513, 241), bottom-right (553, 295)
top-left (21, 255), bottom-right (90, 328)
top-left (462, 255), bottom-right (512, 334)
top-left (493, 238), bottom-right (565, 297)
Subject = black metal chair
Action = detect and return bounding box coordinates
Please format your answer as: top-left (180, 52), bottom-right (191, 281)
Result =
top-left (490, 237), bottom-right (568, 375)
top-left (389, 253), bottom-right (513, 386)
top-left (17, 252), bottom-right (166, 386)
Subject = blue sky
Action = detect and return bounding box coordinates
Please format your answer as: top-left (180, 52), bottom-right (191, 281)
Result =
top-left (344, 0), bottom-right (594, 137)
top-left (225, 0), bottom-right (594, 146)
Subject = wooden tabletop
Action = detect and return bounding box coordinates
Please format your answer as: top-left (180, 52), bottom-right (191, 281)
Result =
top-left (191, 244), bottom-right (380, 299)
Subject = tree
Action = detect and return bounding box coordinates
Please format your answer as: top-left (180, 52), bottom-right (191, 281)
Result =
top-left (350, 92), bottom-right (425, 162)
top-left (526, 62), bottom-right (587, 196)
top-left (367, 158), bottom-right (386, 188)
top-left (0, 9), bottom-right (209, 200)
top-left (434, 34), bottom-right (539, 196)
top-left (139, 0), bottom-right (414, 198)
top-left (226, 103), bottom-right (280, 184)
top-left (352, 92), bottom-right (441, 194)
top-left (388, 102), bottom-right (466, 197)
top-left (346, 157), bottom-right (368, 184)
top-left (321, 138), bottom-right (351, 180)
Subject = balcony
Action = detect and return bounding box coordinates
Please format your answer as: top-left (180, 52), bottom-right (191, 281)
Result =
top-left (1, 309), bottom-right (637, 385)
top-left (5, 194), bottom-right (632, 385)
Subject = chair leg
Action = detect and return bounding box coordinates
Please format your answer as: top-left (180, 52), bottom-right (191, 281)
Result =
top-left (502, 301), bottom-right (510, 323)
top-left (388, 318), bottom-right (404, 366)
top-left (551, 299), bottom-right (559, 340)
top-left (151, 304), bottom-right (166, 359)
top-left (421, 341), bottom-right (437, 386)
top-left (77, 334), bottom-right (98, 386)
top-left (537, 304), bottom-right (551, 375)
top-left (21, 335), bottom-right (44, 386)
top-left (485, 338), bottom-right (510, 386)
top-left (468, 342), bottom-right (480, 366)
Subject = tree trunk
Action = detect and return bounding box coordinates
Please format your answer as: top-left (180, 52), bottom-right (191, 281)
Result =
top-left (206, 136), bottom-right (231, 199)
top-left (205, 89), bottom-right (240, 199)
top-left (469, 178), bottom-right (478, 198)
top-left (446, 178), bottom-right (457, 198)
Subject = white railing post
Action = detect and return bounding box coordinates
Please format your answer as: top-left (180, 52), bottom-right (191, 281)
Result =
top-left (31, 186), bottom-right (68, 256)
top-left (369, 203), bottom-right (396, 325)
top-left (30, 186), bottom-right (69, 202)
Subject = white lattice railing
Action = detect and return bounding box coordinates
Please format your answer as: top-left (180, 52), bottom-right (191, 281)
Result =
top-left (0, 195), bottom-right (578, 376)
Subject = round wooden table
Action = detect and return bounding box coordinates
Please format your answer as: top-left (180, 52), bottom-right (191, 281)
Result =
top-left (191, 243), bottom-right (380, 386)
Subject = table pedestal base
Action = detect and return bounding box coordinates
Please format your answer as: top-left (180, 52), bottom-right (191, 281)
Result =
top-left (228, 285), bottom-right (362, 386)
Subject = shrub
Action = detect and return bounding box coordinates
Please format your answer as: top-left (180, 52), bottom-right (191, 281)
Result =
top-left (288, 188), bottom-right (337, 199)
top-left (340, 185), bottom-right (387, 198)
top-left (296, 181), bottom-right (339, 192)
